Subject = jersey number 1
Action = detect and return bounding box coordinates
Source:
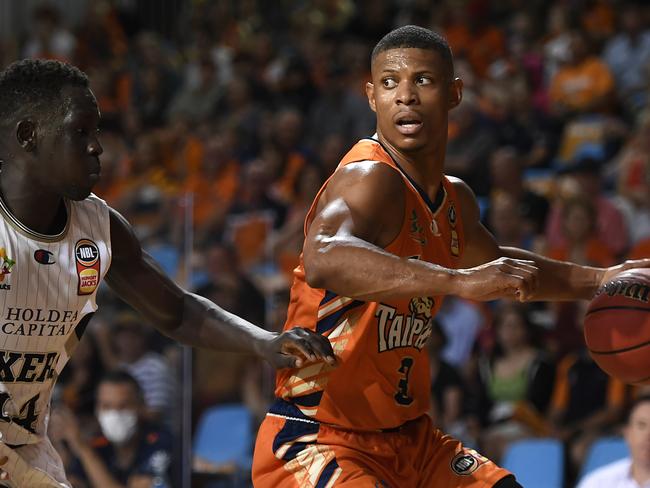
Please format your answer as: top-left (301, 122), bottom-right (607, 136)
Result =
top-left (394, 357), bottom-right (414, 406)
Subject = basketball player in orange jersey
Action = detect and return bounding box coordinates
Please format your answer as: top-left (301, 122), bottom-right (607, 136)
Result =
top-left (252, 25), bottom-right (650, 488)
top-left (0, 59), bottom-right (334, 487)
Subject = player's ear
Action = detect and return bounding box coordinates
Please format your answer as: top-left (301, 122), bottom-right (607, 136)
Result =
top-left (448, 77), bottom-right (463, 110)
top-left (16, 120), bottom-right (37, 152)
top-left (366, 82), bottom-right (377, 113)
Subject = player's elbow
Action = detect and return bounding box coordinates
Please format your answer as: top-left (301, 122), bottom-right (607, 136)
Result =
top-left (303, 243), bottom-right (331, 290)
top-left (303, 255), bottom-right (328, 289)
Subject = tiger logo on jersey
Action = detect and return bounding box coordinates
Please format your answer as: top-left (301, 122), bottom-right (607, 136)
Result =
top-left (408, 296), bottom-right (434, 319)
top-left (75, 239), bottom-right (100, 295)
top-left (0, 247), bottom-right (15, 287)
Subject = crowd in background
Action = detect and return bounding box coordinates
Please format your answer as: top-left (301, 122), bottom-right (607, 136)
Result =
top-left (2, 0), bottom-right (650, 486)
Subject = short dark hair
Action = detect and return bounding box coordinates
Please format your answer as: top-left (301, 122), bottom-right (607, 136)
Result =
top-left (371, 25), bottom-right (454, 78)
top-left (0, 59), bottom-right (89, 126)
top-left (99, 370), bottom-right (144, 402)
top-left (626, 394), bottom-right (650, 423)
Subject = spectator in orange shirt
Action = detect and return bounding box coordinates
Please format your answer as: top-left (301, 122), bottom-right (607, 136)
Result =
top-left (444, 0), bottom-right (506, 78)
top-left (546, 151), bottom-right (629, 258)
top-left (549, 29), bottom-right (615, 117)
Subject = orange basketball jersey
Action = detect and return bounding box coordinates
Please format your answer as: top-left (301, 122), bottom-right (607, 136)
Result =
top-left (275, 138), bottom-right (465, 431)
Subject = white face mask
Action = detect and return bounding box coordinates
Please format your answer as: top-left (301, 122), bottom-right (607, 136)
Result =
top-left (97, 409), bottom-right (138, 445)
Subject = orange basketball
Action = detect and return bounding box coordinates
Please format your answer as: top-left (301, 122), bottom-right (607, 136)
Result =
top-left (585, 268), bottom-right (650, 384)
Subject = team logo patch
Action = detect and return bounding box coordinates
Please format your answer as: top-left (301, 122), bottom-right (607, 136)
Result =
top-left (450, 450), bottom-right (486, 476)
top-left (34, 249), bottom-right (55, 265)
top-left (75, 239), bottom-right (100, 295)
top-left (447, 203), bottom-right (460, 257)
top-left (0, 247), bottom-right (15, 289)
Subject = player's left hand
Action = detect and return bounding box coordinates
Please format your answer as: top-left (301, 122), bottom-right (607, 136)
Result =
top-left (599, 259), bottom-right (650, 287)
top-left (260, 327), bottom-right (337, 369)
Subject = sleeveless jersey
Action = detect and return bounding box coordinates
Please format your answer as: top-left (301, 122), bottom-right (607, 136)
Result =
top-left (0, 194), bottom-right (111, 445)
top-left (275, 138), bottom-right (465, 431)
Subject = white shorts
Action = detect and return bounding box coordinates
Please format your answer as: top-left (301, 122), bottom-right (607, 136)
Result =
top-left (0, 437), bottom-right (70, 488)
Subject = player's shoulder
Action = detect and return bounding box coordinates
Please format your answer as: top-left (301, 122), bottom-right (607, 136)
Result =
top-left (77, 193), bottom-right (110, 211)
top-left (444, 175), bottom-right (479, 220)
top-left (328, 159), bottom-right (405, 198)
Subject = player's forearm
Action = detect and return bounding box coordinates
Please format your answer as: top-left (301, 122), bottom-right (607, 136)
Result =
top-left (304, 235), bottom-right (458, 301)
top-left (501, 247), bottom-right (604, 300)
top-left (166, 293), bottom-right (273, 355)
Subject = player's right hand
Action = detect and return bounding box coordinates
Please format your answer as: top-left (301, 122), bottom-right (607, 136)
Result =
top-left (452, 257), bottom-right (539, 302)
top-left (261, 327), bottom-right (337, 369)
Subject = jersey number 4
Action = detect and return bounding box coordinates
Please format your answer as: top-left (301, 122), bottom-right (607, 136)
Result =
top-left (394, 357), bottom-right (414, 406)
top-left (0, 392), bottom-right (40, 433)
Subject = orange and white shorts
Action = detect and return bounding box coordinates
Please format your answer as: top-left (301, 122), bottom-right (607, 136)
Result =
top-left (253, 399), bottom-right (512, 488)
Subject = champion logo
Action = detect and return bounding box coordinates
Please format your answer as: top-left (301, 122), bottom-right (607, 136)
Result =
top-left (34, 250), bottom-right (55, 265)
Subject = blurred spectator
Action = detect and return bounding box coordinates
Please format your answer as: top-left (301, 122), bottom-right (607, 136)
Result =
top-left (428, 320), bottom-right (466, 441)
top-left (223, 159), bottom-right (287, 269)
top-left (167, 57), bottom-right (223, 123)
top-left (266, 107), bottom-right (313, 204)
top-left (546, 151), bottom-right (629, 257)
top-left (446, 91), bottom-right (497, 196)
top-left (437, 296), bottom-right (486, 369)
top-left (549, 336), bottom-right (626, 474)
top-left (270, 164), bottom-right (324, 281)
top-left (549, 30), bottom-right (615, 117)
top-left (125, 32), bottom-right (180, 132)
top-left (23, 4), bottom-right (76, 62)
top-left (444, 1), bottom-right (506, 78)
top-left (307, 62), bottom-right (375, 149)
top-left (95, 312), bottom-right (176, 422)
top-left (472, 302), bottom-right (555, 461)
top-left (57, 331), bottom-right (105, 424)
top-left (489, 146), bottom-right (550, 235)
top-left (603, 1), bottom-right (650, 117)
top-left (616, 111), bottom-right (650, 252)
top-left (577, 394), bottom-right (650, 488)
top-left (55, 370), bottom-right (172, 488)
top-left (546, 196), bottom-right (616, 267)
top-left (488, 193), bottom-right (535, 250)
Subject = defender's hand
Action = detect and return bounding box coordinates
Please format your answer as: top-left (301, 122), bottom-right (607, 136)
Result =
top-left (452, 257), bottom-right (539, 302)
top-left (599, 259), bottom-right (650, 288)
top-left (260, 327), bottom-right (337, 369)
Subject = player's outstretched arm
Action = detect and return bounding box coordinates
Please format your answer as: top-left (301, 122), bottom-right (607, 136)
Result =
top-left (452, 178), bottom-right (650, 301)
top-left (105, 208), bottom-right (335, 368)
top-left (302, 162), bottom-right (539, 302)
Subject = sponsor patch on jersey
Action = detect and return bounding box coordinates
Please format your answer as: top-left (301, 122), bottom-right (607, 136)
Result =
top-left (450, 450), bottom-right (486, 476)
top-left (75, 239), bottom-right (100, 295)
top-left (447, 203), bottom-right (460, 256)
top-left (34, 249), bottom-right (55, 265)
top-left (0, 247), bottom-right (15, 289)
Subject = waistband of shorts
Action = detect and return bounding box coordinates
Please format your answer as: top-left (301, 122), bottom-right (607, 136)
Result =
top-left (267, 398), bottom-right (412, 433)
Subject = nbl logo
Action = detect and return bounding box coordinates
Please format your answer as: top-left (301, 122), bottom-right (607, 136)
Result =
top-left (75, 239), bottom-right (100, 295)
top-left (75, 240), bottom-right (99, 266)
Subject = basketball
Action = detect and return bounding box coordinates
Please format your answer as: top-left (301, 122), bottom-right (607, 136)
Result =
top-left (585, 268), bottom-right (650, 384)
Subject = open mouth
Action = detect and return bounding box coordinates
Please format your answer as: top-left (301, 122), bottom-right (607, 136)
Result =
top-left (395, 113), bottom-right (423, 135)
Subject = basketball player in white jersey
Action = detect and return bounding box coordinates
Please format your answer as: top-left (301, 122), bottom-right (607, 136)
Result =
top-left (0, 59), bottom-right (336, 487)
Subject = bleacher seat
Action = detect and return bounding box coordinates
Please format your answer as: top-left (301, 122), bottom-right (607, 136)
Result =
top-left (193, 403), bottom-right (253, 470)
top-left (580, 437), bottom-right (629, 481)
top-left (501, 438), bottom-right (564, 488)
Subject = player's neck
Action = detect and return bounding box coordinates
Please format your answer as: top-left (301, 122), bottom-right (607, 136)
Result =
top-left (377, 135), bottom-right (445, 200)
top-left (0, 172), bottom-right (66, 235)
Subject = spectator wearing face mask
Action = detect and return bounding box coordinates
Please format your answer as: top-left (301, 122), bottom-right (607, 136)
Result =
top-left (55, 370), bottom-right (173, 488)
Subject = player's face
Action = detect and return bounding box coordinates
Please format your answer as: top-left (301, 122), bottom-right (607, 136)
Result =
top-left (36, 86), bottom-right (103, 201)
top-left (366, 48), bottom-right (462, 155)
top-left (625, 402), bottom-right (650, 466)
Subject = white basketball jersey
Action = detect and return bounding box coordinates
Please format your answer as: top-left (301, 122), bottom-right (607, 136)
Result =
top-left (0, 194), bottom-right (111, 445)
